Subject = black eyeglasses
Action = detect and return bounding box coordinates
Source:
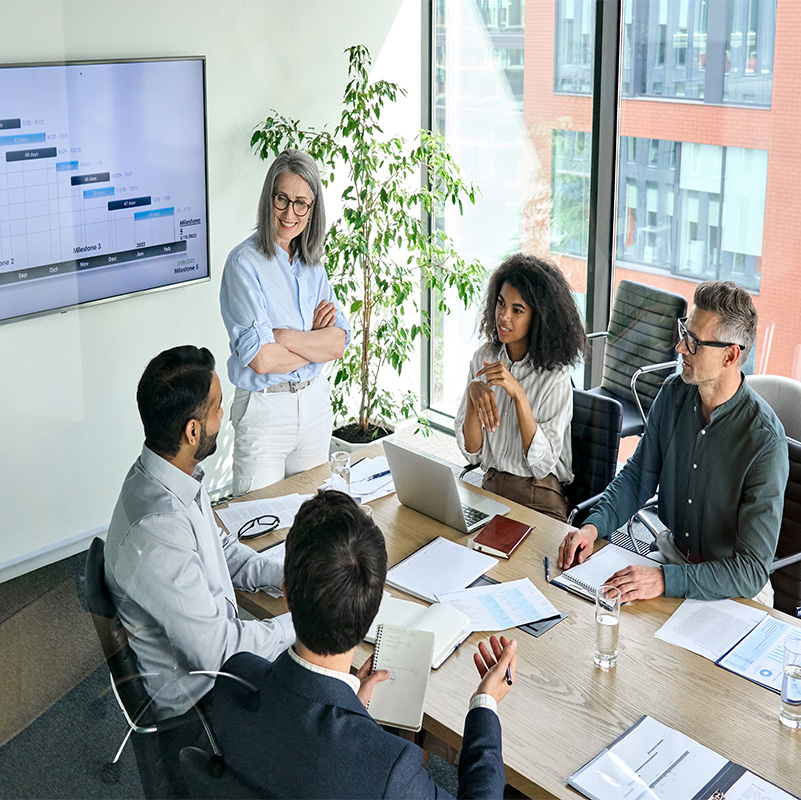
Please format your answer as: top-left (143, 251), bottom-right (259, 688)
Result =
top-left (273, 192), bottom-right (313, 217)
top-left (677, 317), bottom-right (741, 356)
top-left (238, 514), bottom-right (279, 540)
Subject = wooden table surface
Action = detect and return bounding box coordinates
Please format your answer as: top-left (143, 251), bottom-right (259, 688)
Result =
top-left (217, 444), bottom-right (801, 800)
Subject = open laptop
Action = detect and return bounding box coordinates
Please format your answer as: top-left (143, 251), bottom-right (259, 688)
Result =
top-left (383, 440), bottom-right (510, 533)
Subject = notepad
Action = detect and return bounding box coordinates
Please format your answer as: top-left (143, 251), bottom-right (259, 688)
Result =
top-left (551, 543), bottom-right (659, 601)
top-left (365, 595), bottom-right (471, 669)
top-left (385, 536), bottom-right (498, 603)
top-left (367, 624), bottom-right (435, 732)
top-left (471, 515), bottom-right (533, 559)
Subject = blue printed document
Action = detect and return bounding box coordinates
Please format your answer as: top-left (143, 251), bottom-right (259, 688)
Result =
top-left (436, 578), bottom-right (560, 632)
top-left (716, 615), bottom-right (801, 693)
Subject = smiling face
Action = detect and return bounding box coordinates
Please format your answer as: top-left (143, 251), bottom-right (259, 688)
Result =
top-left (273, 172), bottom-right (313, 255)
top-left (495, 281), bottom-right (533, 361)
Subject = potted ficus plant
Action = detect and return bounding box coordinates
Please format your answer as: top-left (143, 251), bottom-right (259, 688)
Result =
top-left (251, 44), bottom-right (485, 445)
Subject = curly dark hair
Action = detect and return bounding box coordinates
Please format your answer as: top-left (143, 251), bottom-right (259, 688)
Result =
top-left (478, 254), bottom-right (587, 370)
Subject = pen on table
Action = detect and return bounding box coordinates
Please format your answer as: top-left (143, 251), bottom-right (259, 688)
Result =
top-left (356, 469), bottom-right (391, 483)
top-left (505, 666), bottom-right (513, 685)
top-left (544, 556), bottom-right (550, 582)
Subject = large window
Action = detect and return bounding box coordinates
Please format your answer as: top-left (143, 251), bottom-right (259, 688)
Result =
top-left (430, 0), bottom-right (800, 424)
top-left (430, 0), bottom-right (593, 420)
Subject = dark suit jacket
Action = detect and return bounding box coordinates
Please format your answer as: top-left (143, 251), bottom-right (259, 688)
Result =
top-left (213, 651), bottom-right (506, 799)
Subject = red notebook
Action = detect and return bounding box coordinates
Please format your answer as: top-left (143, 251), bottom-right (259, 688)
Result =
top-left (471, 515), bottom-right (533, 559)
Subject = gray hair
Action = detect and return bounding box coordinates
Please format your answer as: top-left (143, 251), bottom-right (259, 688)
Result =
top-left (693, 280), bottom-right (757, 367)
top-left (255, 149), bottom-right (326, 265)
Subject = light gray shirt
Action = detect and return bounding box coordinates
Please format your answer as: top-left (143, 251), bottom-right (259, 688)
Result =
top-left (455, 343), bottom-right (574, 484)
top-left (105, 446), bottom-right (294, 719)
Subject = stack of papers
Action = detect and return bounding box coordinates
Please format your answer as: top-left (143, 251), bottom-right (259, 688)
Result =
top-left (386, 537), bottom-right (498, 603)
top-left (654, 599), bottom-right (768, 661)
top-left (215, 493), bottom-right (312, 536)
top-left (319, 456), bottom-right (396, 502)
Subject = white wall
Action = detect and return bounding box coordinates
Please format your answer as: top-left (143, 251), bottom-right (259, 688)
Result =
top-left (0, 0), bottom-right (423, 580)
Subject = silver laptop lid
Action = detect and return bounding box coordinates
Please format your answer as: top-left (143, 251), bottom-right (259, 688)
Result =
top-left (383, 440), bottom-right (509, 533)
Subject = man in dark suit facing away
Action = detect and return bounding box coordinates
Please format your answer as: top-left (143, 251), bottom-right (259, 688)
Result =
top-left (212, 490), bottom-right (517, 799)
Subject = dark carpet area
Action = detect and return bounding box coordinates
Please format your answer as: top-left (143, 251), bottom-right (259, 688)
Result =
top-left (0, 662), bottom-right (144, 800)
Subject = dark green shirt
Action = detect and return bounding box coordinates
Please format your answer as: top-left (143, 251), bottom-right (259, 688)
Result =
top-left (585, 374), bottom-right (788, 600)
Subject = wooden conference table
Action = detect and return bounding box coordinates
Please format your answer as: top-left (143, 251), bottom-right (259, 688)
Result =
top-left (217, 444), bottom-right (801, 800)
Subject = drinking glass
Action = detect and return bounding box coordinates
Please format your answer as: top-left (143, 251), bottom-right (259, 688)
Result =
top-left (330, 451), bottom-right (351, 495)
top-left (780, 636), bottom-right (801, 729)
top-left (594, 584), bottom-right (621, 669)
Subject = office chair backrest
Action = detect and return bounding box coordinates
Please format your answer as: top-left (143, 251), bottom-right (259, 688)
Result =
top-left (566, 388), bottom-right (623, 519)
top-left (772, 438), bottom-right (801, 616)
top-left (601, 280), bottom-right (687, 415)
top-left (85, 537), bottom-right (155, 728)
top-left (179, 747), bottom-right (260, 799)
top-left (748, 374), bottom-right (801, 442)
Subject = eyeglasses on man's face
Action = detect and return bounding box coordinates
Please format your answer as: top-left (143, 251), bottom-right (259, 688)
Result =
top-left (677, 317), bottom-right (741, 356)
top-left (238, 514), bottom-right (280, 540)
top-left (273, 192), bottom-right (313, 217)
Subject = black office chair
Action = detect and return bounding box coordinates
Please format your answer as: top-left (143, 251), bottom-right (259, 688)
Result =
top-left (179, 747), bottom-right (260, 799)
top-left (588, 280), bottom-right (687, 437)
top-left (460, 387), bottom-right (622, 527)
top-left (771, 437), bottom-right (801, 616)
top-left (565, 388), bottom-right (623, 526)
top-left (84, 537), bottom-right (219, 799)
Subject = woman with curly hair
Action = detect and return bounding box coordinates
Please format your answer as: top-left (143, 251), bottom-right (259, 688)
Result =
top-left (455, 254), bottom-right (587, 521)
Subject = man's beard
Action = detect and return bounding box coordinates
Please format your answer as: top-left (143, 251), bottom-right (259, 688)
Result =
top-left (195, 422), bottom-right (218, 461)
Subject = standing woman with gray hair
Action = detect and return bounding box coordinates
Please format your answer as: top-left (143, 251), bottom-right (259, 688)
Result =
top-left (221, 149), bottom-right (350, 495)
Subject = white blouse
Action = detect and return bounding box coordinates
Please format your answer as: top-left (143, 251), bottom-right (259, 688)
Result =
top-left (454, 343), bottom-right (574, 484)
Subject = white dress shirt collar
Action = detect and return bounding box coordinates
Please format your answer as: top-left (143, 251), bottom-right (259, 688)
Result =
top-left (288, 646), bottom-right (361, 696)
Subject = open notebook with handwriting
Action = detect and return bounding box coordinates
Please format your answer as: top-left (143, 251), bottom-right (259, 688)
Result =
top-left (366, 624), bottom-right (435, 732)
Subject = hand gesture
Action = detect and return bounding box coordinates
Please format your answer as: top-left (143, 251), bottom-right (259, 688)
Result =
top-left (472, 635), bottom-right (517, 704)
top-left (476, 360), bottom-right (523, 400)
top-left (557, 524), bottom-right (598, 569)
top-left (467, 379), bottom-right (500, 432)
top-left (312, 300), bottom-right (337, 330)
top-left (355, 655), bottom-right (390, 708)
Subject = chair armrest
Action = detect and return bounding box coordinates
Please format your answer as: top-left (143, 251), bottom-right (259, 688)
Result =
top-left (770, 552), bottom-right (801, 572)
top-left (459, 463), bottom-right (480, 479)
top-left (567, 493), bottom-right (605, 527)
top-left (630, 360), bottom-right (679, 424)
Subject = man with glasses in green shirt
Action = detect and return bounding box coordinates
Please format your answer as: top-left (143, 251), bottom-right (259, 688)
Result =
top-left (559, 281), bottom-right (788, 605)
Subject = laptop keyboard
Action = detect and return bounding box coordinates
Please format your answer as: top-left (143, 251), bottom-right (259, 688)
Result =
top-left (462, 504), bottom-right (490, 528)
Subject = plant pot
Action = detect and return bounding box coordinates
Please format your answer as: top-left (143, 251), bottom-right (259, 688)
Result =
top-left (329, 422), bottom-right (395, 456)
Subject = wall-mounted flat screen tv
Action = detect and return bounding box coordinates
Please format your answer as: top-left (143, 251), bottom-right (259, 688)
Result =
top-left (0, 56), bottom-right (209, 325)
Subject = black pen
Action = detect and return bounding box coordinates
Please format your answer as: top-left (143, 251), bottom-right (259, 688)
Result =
top-left (505, 666), bottom-right (513, 685)
top-left (544, 556), bottom-right (550, 582)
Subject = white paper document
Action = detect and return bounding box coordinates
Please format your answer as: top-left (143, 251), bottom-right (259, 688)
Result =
top-left (386, 537), bottom-right (498, 603)
top-left (569, 715), bottom-right (728, 800)
top-left (215, 493), bottom-right (313, 536)
top-left (654, 599), bottom-right (768, 661)
top-left (717, 615), bottom-right (801, 693)
top-left (726, 772), bottom-right (798, 800)
top-left (436, 578), bottom-right (560, 632)
top-left (319, 456), bottom-right (396, 502)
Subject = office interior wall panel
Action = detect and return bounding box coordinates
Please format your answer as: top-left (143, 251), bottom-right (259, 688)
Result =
top-left (0, 0), bottom-right (422, 578)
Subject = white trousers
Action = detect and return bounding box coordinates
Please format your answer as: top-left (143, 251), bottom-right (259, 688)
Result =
top-left (231, 376), bottom-right (333, 496)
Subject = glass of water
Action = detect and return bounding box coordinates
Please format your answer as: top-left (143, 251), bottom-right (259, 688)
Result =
top-left (594, 584), bottom-right (621, 669)
top-left (330, 451), bottom-right (351, 495)
top-left (780, 636), bottom-right (801, 729)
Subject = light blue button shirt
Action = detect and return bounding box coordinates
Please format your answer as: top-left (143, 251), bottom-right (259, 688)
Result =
top-left (220, 234), bottom-right (351, 392)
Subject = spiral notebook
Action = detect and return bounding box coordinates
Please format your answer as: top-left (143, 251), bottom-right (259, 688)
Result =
top-left (551, 543), bottom-right (659, 601)
top-left (367, 624), bottom-right (435, 732)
